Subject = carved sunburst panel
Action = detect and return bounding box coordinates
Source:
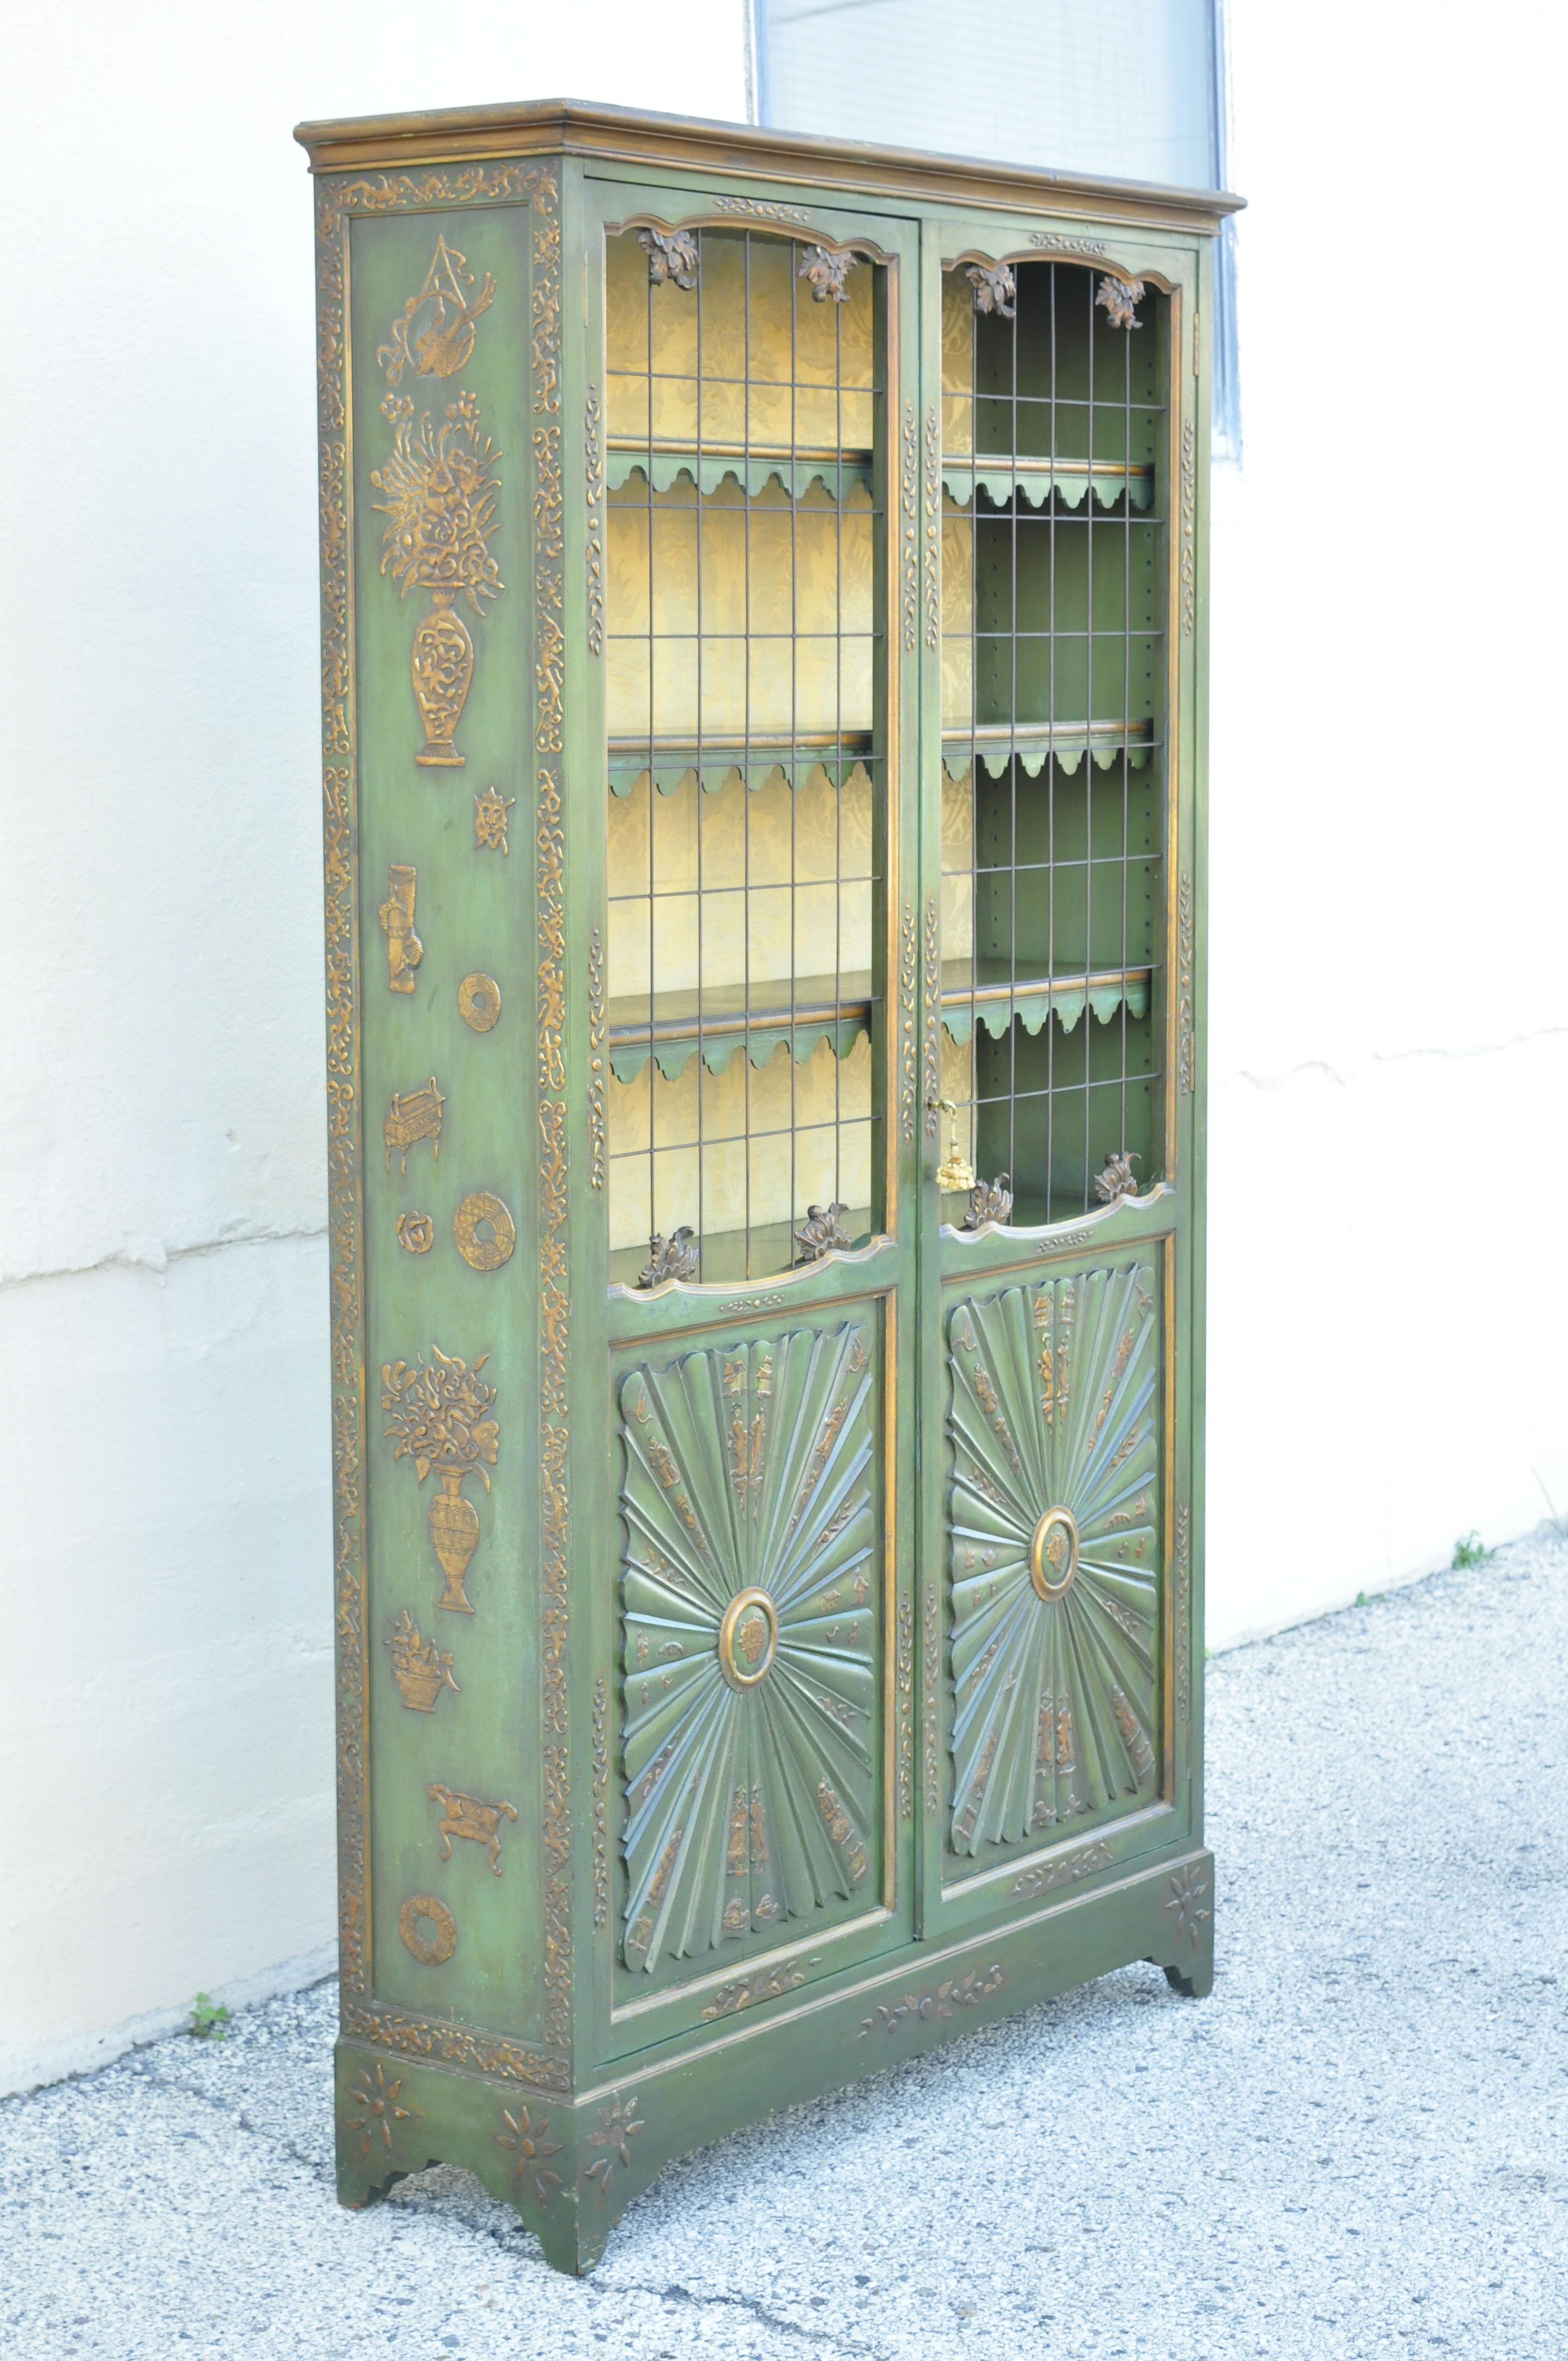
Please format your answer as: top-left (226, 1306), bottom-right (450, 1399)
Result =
top-left (618, 1321), bottom-right (880, 1976)
top-left (946, 1261), bottom-right (1160, 1862)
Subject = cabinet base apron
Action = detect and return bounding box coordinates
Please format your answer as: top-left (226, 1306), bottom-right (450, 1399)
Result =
top-left (335, 1847), bottom-right (1214, 2276)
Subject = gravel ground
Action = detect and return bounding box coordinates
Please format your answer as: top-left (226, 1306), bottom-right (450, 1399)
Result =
top-left (4, 1531), bottom-right (1565, 2360)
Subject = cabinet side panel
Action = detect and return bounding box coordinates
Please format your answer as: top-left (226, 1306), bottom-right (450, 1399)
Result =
top-left (322, 170), bottom-right (558, 2063)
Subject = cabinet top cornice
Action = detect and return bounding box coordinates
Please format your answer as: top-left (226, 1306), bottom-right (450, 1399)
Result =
top-left (293, 96), bottom-right (1243, 232)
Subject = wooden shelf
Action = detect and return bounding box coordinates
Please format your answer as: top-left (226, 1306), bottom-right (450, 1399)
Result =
top-left (608, 732), bottom-right (875, 795)
top-left (608, 440), bottom-right (873, 501)
top-left (607, 444), bottom-right (1151, 509)
top-left (939, 959), bottom-right (1151, 1041)
top-left (608, 970), bottom-right (878, 1081)
top-left (941, 720), bottom-right (1156, 777)
top-left (941, 453), bottom-right (1155, 512)
top-left (606, 722), bottom-right (1151, 793)
top-left (606, 959), bottom-right (1151, 1080)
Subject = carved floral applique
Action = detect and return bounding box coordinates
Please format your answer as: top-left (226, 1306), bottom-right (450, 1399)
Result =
top-left (344, 2063), bottom-right (420, 2161)
top-left (497, 2104), bottom-right (564, 2207)
top-left (584, 2093), bottom-right (645, 2202)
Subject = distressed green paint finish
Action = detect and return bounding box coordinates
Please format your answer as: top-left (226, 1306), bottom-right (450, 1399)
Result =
top-left (299, 101), bottom-right (1233, 2278)
top-left (336, 1843), bottom-right (1214, 2275)
top-left (349, 201), bottom-right (544, 2035)
top-left (946, 1259), bottom-right (1161, 1864)
top-left (618, 1321), bottom-right (880, 1982)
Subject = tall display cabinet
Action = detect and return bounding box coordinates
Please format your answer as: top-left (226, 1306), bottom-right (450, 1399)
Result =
top-left (297, 97), bottom-right (1238, 2275)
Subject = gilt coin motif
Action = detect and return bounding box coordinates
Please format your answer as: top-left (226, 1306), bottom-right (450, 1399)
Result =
top-left (453, 1190), bottom-right (516, 1272)
top-left (458, 972), bottom-right (502, 1032)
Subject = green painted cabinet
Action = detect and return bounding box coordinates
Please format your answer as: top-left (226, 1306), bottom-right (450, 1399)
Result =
top-left (297, 97), bottom-right (1236, 2275)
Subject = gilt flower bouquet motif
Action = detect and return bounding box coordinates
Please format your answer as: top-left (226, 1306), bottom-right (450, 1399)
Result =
top-left (372, 390), bottom-right (504, 768)
top-left (382, 1345), bottom-right (500, 1614)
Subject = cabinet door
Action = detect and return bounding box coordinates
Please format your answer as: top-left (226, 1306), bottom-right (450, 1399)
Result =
top-left (580, 179), bottom-right (924, 2054)
top-left (915, 217), bottom-right (1201, 1935)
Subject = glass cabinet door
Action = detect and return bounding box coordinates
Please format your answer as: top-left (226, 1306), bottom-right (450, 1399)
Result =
top-left (936, 256), bottom-right (1168, 1226)
top-left (602, 222), bottom-right (890, 1286)
top-left (593, 195), bottom-right (916, 2034)
top-left (924, 247), bottom-right (1180, 1929)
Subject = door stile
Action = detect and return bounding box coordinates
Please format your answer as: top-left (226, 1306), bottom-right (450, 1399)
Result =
top-left (913, 214), bottom-right (949, 1930)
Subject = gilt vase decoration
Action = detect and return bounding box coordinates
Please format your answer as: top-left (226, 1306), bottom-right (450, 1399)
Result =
top-left (371, 390), bottom-right (503, 768)
top-left (381, 1346), bottom-right (500, 1615)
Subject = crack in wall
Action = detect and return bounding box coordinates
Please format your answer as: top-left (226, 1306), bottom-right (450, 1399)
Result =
top-left (1217, 1020), bottom-right (1568, 1096)
top-left (1, 1222), bottom-right (328, 1296)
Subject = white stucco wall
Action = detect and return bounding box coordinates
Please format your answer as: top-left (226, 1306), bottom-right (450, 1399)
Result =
top-left (1205, 0), bottom-right (1568, 1642)
top-left (0, 0), bottom-right (749, 2100)
top-left (2, 0), bottom-right (1562, 2094)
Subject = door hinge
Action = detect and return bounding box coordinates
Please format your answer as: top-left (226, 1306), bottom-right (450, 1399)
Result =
top-left (1193, 309), bottom-right (1201, 376)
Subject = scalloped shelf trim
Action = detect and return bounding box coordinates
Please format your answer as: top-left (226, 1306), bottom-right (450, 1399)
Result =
top-left (940, 972), bottom-right (1149, 1044)
top-left (608, 449), bottom-right (873, 501)
top-left (941, 459), bottom-right (1154, 513)
top-left (941, 735), bottom-right (1153, 781)
top-left (609, 1015), bottom-right (865, 1084)
top-left (609, 748), bottom-right (874, 796)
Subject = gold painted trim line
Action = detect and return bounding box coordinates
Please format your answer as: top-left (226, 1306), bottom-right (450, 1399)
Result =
top-left (609, 1905), bottom-right (892, 2023)
top-left (937, 1178), bottom-right (1174, 1249)
top-left (1161, 1234), bottom-right (1178, 1802)
top-left (884, 1293), bottom-right (904, 1876)
top-left (596, 1848), bottom-right (1211, 2088)
top-left (938, 1801), bottom-right (1177, 1900)
top-left (607, 1231), bottom-right (897, 1304)
top-left (883, 252), bottom-right (902, 1242)
top-left (1162, 284), bottom-right (1185, 1185)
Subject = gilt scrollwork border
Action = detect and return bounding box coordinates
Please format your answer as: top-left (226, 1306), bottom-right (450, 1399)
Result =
top-left (900, 401), bottom-right (918, 657)
top-left (529, 170), bottom-right (574, 2057)
top-left (922, 1587), bottom-right (940, 1816)
top-left (1176, 871), bottom-right (1195, 1097)
top-left (898, 901), bottom-right (917, 1145)
top-left (314, 159), bottom-right (568, 2068)
top-left (585, 381), bottom-right (606, 657)
top-left (341, 2000), bottom-right (570, 2093)
top-left (1173, 1504), bottom-right (1192, 1727)
top-left (922, 895), bottom-right (941, 1136)
top-left (896, 1596), bottom-right (914, 1823)
top-left (1179, 417), bottom-right (1196, 640)
top-left (922, 405), bottom-right (941, 653)
top-left (588, 923), bottom-right (607, 1190)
